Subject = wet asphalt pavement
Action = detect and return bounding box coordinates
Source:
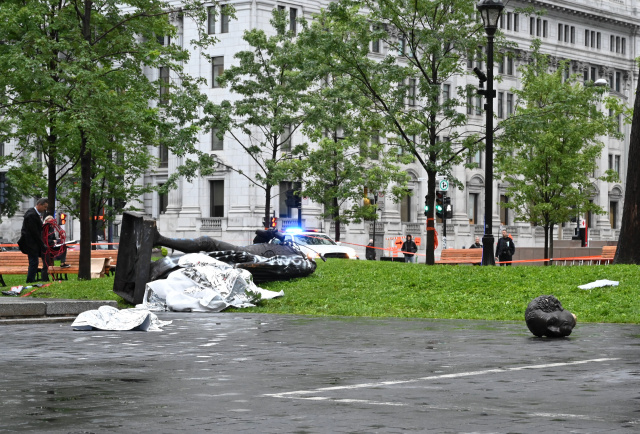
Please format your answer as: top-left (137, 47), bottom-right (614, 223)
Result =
top-left (0, 313), bottom-right (638, 433)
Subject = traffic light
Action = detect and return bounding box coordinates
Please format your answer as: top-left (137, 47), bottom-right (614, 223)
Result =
top-left (270, 216), bottom-right (277, 228)
top-left (444, 196), bottom-right (453, 219)
top-left (424, 195), bottom-right (430, 216)
top-left (435, 192), bottom-right (444, 218)
top-left (59, 213), bottom-right (67, 225)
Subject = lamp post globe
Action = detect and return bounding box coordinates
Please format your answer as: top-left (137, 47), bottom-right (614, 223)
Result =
top-left (477, 0), bottom-right (505, 34)
top-left (476, 0), bottom-right (504, 265)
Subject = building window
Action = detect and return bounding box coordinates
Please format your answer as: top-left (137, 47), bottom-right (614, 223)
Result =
top-left (442, 83), bottom-right (450, 102)
top-left (500, 194), bottom-right (509, 226)
top-left (400, 190), bottom-right (413, 223)
top-left (590, 67), bottom-right (596, 82)
top-left (158, 144), bottom-right (168, 168)
top-left (497, 91), bottom-right (504, 118)
top-left (616, 36), bottom-right (620, 53)
top-left (408, 78), bottom-right (417, 106)
top-left (211, 128), bottom-right (223, 150)
top-left (498, 57), bottom-right (504, 74)
top-left (615, 155), bottom-right (620, 175)
top-left (542, 20), bottom-right (548, 38)
top-left (159, 67), bottom-right (170, 102)
top-left (207, 6), bottom-right (216, 34)
top-left (475, 96), bottom-right (482, 115)
top-left (371, 36), bottom-right (380, 53)
top-left (467, 94), bottom-right (473, 115)
top-left (610, 201), bottom-right (617, 229)
top-left (529, 17), bottom-right (534, 36)
top-left (558, 23), bottom-right (563, 41)
top-left (158, 184), bottom-right (168, 214)
top-left (281, 125), bottom-right (291, 151)
top-left (570, 26), bottom-right (575, 43)
top-left (610, 35), bottom-right (615, 52)
top-left (289, 8), bottom-right (297, 35)
top-left (506, 57), bottom-right (513, 75)
top-left (212, 56), bottom-right (224, 88)
top-left (506, 92), bottom-right (514, 116)
top-left (220, 6), bottom-right (229, 33)
top-left (621, 38), bottom-right (626, 54)
top-left (468, 150), bottom-right (481, 168)
top-left (468, 193), bottom-right (479, 224)
top-left (615, 71), bottom-right (621, 92)
top-left (209, 180), bottom-right (224, 217)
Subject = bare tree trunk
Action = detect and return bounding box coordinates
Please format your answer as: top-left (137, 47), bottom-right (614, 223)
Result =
top-left (615, 65), bottom-right (640, 264)
top-left (425, 171), bottom-right (436, 265)
top-left (543, 224), bottom-right (549, 260)
top-left (78, 132), bottom-right (91, 280)
top-left (549, 223), bottom-right (554, 264)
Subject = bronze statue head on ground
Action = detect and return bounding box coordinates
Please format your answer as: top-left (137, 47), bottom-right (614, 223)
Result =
top-left (525, 295), bottom-right (577, 338)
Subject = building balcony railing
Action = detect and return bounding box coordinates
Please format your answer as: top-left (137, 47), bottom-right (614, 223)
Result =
top-left (200, 217), bottom-right (223, 231)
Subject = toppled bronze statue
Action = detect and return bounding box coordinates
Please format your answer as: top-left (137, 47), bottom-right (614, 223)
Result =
top-left (525, 295), bottom-right (577, 338)
top-left (113, 212), bottom-right (316, 305)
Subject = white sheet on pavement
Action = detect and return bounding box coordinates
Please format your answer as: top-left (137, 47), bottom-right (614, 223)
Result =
top-left (140, 253), bottom-right (283, 312)
top-left (71, 305), bottom-right (171, 331)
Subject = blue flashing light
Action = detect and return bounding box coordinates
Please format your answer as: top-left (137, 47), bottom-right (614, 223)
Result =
top-left (285, 227), bottom-right (304, 234)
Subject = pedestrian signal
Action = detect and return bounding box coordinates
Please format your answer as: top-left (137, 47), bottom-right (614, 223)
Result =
top-left (444, 196), bottom-right (453, 219)
top-left (435, 192), bottom-right (444, 218)
top-left (270, 216), bottom-right (277, 228)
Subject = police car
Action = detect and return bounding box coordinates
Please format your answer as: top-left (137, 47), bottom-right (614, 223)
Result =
top-left (274, 228), bottom-right (359, 260)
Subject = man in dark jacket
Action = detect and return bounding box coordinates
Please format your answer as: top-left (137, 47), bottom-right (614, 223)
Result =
top-left (401, 234), bottom-right (418, 263)
top-left (365, 239), bottom-right (376, 260)
top-left (495, 229), bottom-right (515, 266)
top-left (17, 198), bottom-right (48, 283)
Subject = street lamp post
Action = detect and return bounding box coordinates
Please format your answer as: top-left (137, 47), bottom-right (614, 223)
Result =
top-left (476, 0), bottom-right (504, 266)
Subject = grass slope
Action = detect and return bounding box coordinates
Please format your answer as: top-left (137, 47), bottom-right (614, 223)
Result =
top-left (4, 260), bottom-right (639, 323)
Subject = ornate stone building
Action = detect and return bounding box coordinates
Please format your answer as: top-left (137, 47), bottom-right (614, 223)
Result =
top-left (1, 0), bottom-right (638, 257)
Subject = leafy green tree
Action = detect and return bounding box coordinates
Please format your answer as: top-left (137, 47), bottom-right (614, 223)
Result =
top-left (0, 0), bottom-right (215, 278)
top-left (495, 42), bottom-right (623, 259)
top-left (614, 60), bottom-right (640, 264)
top-left (294, 45), bottom-right (409, 241)
top-left (201, 9), bottom-right (312, 228)
top-left (297, 0), bottom-right (504, 264)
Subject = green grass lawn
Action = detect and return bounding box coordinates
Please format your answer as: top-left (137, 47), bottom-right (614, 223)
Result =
top-left (4, 260), bottom-right (639, 323)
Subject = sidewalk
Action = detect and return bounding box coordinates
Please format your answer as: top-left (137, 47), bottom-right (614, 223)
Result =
top-left (0, 297), bottom-right (117, 324)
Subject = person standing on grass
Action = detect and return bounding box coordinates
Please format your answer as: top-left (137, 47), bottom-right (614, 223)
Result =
top-left (17, 198), bottom-right (48, 283)
top-left (366, 239), bottom-right (376, 260)
top-left (401, 234), bottom-right (418, 263)
top-left (495, 229), bottom-right (515, 266)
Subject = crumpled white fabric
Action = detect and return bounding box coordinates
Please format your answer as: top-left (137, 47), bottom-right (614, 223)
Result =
top-left (71, 305), bottom-right (171, 331)
top-left (140, 253), bottom-right (284, 312)
top-left (578, 279), bottom-right (619, 290)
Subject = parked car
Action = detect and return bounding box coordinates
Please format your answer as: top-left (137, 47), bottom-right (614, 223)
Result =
top-left (272, 229), bottom-right (359, 260)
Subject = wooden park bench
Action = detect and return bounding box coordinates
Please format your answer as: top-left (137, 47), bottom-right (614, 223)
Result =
top-left (49, 249), bottom-right (117, 280)
top-left (600, 245), bottom-right (616, 264)
top-left (0, 251), bottom-right (43, 286)
top-left (436, 248), bottom-right (483, 265)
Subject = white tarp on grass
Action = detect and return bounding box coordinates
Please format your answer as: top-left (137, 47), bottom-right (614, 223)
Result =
top-left (140, 253), bottom-right (284, 312)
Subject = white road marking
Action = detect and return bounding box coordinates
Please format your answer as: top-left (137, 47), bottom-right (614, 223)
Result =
top-left (265, 358), bottom-right (619, 399)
